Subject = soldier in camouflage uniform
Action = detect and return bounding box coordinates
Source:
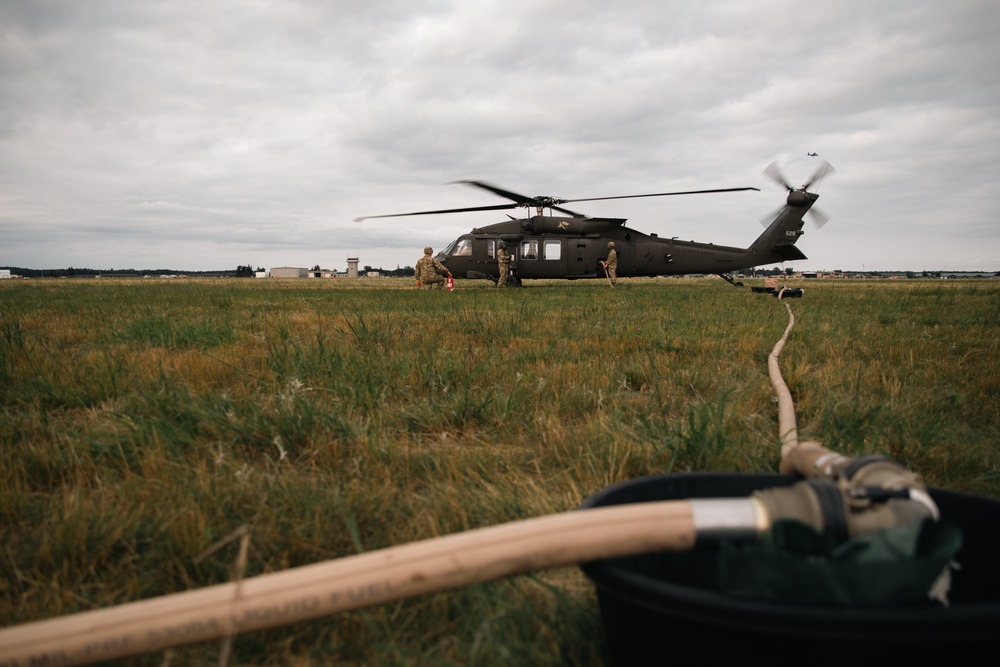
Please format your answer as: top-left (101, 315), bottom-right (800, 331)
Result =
top-left (496, 241), bottom-right (510, 287)
top-left (603, 241), bottom-right (618, 286)
top-left (415, 247), bottom-right (451, 290)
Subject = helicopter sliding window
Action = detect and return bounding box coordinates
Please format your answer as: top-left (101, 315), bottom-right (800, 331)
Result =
top-left (543, 240), bottom-right (561, 260)
top-left (452, 238), bottom-right (473, 256)
top-left (521, 240), bottom-right (539, 260)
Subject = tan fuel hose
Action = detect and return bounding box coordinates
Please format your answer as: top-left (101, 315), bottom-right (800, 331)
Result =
top-left (766, 302), bottom-right (937, 529)
top-left (0, 501), bottom-right (701, 665)
top-left (768, 301), bottom-right (799, 455)
top-left (768, 301), bottom-right (852, 479)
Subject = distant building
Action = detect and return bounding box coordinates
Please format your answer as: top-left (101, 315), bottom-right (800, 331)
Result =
top-left (266, 259), bottom-right (364, 279)
top-left (270, 267), bottom-right (307, 278)
top-left (0, 270), bottom-right (10, 279)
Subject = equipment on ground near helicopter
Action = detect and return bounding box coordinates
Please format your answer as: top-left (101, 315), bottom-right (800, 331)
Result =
top-left (356, 161), bottom-right (833, 286)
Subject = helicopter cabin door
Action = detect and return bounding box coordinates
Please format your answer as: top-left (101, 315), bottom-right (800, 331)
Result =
top-left (518, 238), bottom-right (566, 279)
top-left (568, 238), bottom-right (601, 278)
top-left (471, 237), bottom-right (501, 279)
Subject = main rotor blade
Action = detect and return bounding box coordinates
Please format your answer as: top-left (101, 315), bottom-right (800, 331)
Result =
top-left (763, 161), bottom-right (793, 191)
top-left (560, 187), bottom-right (760, 204)
top-left (354, 203), bottom-right (518, 222)
top-left (358, 180), bottom-right (762, 223)
top-left (550, 205), bottom-right (585, 217)
top-left (452, 180), bottom-right (584, 216)
top-left (451, 180), bottom-right (537, 205)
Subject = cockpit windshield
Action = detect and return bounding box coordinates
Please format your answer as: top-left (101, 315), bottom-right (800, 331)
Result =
top-left (451, 238), bottom-right (473, 256)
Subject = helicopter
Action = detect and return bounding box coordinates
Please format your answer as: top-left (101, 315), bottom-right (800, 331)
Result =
top-left (356, 161), bottom-right (833, 286)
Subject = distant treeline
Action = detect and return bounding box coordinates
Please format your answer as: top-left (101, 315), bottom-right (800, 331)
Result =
top-left (747, 269), bottom-right (1000, 278)
top-left (2, 265), bottom-right (418, 278)
top-left (3, 266), bottom-right (995, 279)
top-left (2, 266), bottom-right (247, 278)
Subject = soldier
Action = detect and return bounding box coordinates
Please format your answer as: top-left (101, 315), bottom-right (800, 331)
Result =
top-left (415, 247), bottom-right (451, 290)
top-left (602, 241), bottom-right (618, 287)
top-left (496, 241), bottom-right (510, 287)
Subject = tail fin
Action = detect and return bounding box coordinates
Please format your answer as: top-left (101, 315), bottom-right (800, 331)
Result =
top-left (749, 190), bottom-right (819, 263)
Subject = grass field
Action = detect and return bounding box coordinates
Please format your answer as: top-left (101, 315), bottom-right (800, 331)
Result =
top-left (2, 276), bottom-right (998, 665)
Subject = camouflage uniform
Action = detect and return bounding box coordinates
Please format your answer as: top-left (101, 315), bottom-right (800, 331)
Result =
top-left (496, 243), bottom-right (510, 287)
top-left (415, 248), bottom-right (450, 290)
top-left (604, 243), bottom-right (618, 286)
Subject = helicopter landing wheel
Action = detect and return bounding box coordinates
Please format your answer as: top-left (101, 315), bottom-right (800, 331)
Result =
top-left (718, 273), bottom-right (744, 287)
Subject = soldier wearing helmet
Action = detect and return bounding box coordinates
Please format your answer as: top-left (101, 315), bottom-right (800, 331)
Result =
top-left (496, 240), bottom-right (510, 288)
top-left (603, 241), bottom-right (618, 286)
top-left (415, 247), bottom-right (451, 290)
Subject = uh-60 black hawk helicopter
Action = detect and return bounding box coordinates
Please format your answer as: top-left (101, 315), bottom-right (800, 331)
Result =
top-left (356, 161), bottom-right (833, 287)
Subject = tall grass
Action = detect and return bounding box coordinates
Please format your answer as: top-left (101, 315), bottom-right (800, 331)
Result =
top-left (1, 277), bottom-right (998, 665)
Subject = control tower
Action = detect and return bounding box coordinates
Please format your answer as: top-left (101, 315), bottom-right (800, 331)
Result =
top-left (347, 256), bottom-right (359, 278)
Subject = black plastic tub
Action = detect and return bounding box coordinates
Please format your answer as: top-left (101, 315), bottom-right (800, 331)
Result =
top-left (579, 473), bottom-right (1000, 663)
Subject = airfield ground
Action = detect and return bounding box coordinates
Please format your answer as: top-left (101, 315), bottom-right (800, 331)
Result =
top-left (2, 277), bottom-right (997, 665)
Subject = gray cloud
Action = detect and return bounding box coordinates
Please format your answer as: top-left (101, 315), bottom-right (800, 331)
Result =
top-left (2, 0), bottom-right (998, 272)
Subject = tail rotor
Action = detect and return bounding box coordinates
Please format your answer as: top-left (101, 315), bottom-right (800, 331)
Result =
top-left (762, 160), bottom-right (834, 228)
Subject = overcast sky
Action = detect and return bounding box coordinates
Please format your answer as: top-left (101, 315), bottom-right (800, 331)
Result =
top-left (2, 0), bottom-right (998, 273)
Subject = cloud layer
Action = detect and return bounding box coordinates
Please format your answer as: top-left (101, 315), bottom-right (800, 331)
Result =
top-left (2, 0), bottom-right (998, 272)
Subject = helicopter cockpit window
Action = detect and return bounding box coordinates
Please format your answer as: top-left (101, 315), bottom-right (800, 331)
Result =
top-left (486, 240), bottom-right (496, 259)
top-left (521, 240), bottom-right (538, 260)
top-left (453, 238), bottom-right (473, 256)
top-left (544, 240), bottom-right (561, 260)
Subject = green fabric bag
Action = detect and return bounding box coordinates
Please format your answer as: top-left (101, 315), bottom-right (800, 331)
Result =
top-left (717, 518), bottom-right (962, 606)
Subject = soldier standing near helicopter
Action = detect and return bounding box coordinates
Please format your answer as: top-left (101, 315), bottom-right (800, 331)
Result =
top-left (496, 241), bottom-right (510, 287)
top-left (602, 241), bottom-right (618, 287)
top-left (415, 247), bottom-right (451, 290)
